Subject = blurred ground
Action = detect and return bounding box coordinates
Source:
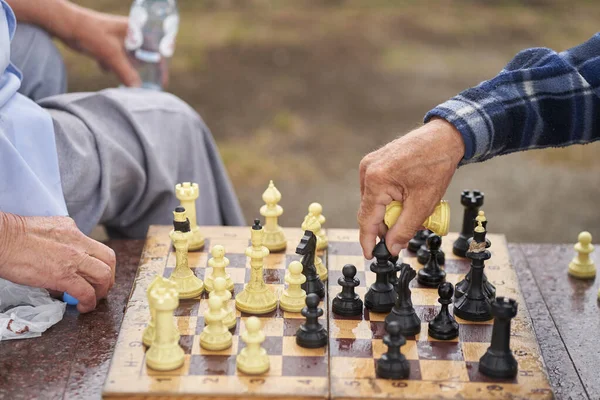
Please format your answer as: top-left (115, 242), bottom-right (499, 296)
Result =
top-left (71, 0), bottom-right (600, 244)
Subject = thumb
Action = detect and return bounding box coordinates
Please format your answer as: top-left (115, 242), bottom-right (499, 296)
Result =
top-left (385, 195), bottom-right (433, 256)
top-left (110, 51), bottom-right (141, 87)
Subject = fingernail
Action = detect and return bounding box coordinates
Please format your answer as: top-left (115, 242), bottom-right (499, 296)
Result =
top-left (391, 244), bottom-right (402, 255)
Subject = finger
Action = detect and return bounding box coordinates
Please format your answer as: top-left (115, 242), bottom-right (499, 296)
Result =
top-left (58, 275), bottom-right (97, 313)
top-left (77, 255), bottom-right (114, 301)
top-left (83, 238), bottom-right (116, 286)
top-left (109, 49), bottom-right (141, 87)
top-left (358, 191), bottom-right (390, 259)
top-left (385, 194), bottom-right (435, 256)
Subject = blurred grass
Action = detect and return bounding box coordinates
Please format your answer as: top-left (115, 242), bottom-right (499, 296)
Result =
top-left (67, 0), bottom-right (600, 239)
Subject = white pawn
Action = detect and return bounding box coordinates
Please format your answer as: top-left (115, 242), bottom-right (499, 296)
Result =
top-left (200, 296), bottom-right (232, 351)
top-left (209, 277), bottom-right (236, 329)
top-left (308, 202), bottom-right (328, 250)
top-left (205, 245), bottom-right (234, 292)
top-left (237, 317), bottom-right (269, 375)
top-left (568, 231), bottom-right (596, 279)
top-left (279, 261), bottom-right (307, 313)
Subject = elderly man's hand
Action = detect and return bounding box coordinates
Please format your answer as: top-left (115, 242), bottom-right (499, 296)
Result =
top-left (0, 213), bottom-right (116, 313)
top-left (358, 118), bottom-right (465, 259)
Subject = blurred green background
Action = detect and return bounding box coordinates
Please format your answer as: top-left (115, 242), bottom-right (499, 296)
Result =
top-left (70, 0), bottom-right (599, 244)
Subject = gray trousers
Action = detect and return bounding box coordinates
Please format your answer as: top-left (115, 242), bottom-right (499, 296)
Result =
top-left (10, 24), bottom-right (245, 238)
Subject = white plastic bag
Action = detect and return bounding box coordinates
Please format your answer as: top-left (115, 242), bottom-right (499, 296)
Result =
top-left (0, 278), bottom-right (66, 340)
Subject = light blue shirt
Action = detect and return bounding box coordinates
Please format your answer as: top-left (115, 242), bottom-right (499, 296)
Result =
top-left (0, 1), bottom-right (67, 217)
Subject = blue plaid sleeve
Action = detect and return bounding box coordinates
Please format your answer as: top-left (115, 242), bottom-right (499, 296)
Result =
top-left (424, 33), bottom-right (600, 165)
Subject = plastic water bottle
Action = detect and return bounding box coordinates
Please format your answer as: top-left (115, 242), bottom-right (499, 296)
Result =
top-left (124, 0), bottom-right (179, 90)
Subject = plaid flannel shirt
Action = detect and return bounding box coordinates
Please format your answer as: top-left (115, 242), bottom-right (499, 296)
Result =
top-left (424, 33), bottom-right (600, 165)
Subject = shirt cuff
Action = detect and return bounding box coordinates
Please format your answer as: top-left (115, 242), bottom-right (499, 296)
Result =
top-left (423, 86), bottom-right (512, 165)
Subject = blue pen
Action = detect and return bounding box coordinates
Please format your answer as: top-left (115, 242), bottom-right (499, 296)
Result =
top-left (62, 292), bottom-right (79, 306)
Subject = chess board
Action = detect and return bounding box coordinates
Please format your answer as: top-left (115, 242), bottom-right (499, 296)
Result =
top-left (103, 226), bottom-right (554, 399)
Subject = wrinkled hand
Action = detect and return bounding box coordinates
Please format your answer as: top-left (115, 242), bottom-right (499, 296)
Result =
top-left (0, 213), bottom-right (116, 313)
top-left (66, 8), bottom-right (141, 87)
top-left (358, 118), bottom-right (465, 259)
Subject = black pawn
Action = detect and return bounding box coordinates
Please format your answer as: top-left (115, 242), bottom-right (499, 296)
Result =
top-left (408, 229), bottom-right (430, 253)
top-left (428, 282), bottom-right (459, 340)
top-left (296, 293), bottom-right (328, 348)
top-left (479, 297), bottom-right (519, 379)
top-left (417, 234), bottom-right (446, 287)
top-left (453, 223), bottom-right (493, 322)
top-left (376, 321), bottom-right (410, 379)
top-left (452, 190), bottom-right (484, 257)
top-left (385, 263), bottom-right (421, 336)
top-left (417, 232), bottom-right (445, 265)
top-left (332, 264), bottom-right (363, 316)
top-left (364, 238), bottom-right (397, 313)
top-left (296, 230), bottom-right (325, 299)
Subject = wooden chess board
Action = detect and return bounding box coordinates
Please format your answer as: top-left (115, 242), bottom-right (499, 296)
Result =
top-left (102, 226), bottom-right (554, 399)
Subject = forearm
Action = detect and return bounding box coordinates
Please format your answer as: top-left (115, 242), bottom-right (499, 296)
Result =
top-left (6, 0), bottom-right (85, 42)
top-left (0, 212), bottom-right (24, 270)
top-left (425, 33), bottom-right (600, 165)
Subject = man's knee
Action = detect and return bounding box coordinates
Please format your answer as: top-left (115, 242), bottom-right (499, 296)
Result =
top-left (11, 24), bottom-right (67, 101)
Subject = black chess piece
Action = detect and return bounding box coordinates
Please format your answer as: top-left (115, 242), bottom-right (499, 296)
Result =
top-left (296, 230), bottom-right (325, 298)
top-left (385, 263), bottom-right (421, 336)
top-left (453, 221), bottom-right (493, 322)
top-left (455, 217), bottom-right (495, 301)
top-left (296, 293), bottom-right (328, 348)
top-left (388, 261), bottom-right (402, 288)
top-left (408, 230), bottom-right (430, 253)
top-left (479, 297), bottom-right (519, 379)
top-left (364, 238), bottom-right (397, 313)
top-left (417, 234), bottom-right (446, 287)
top-left (417, 231), bottom-right (445, 265)
top-left (332, 264), bottom-right (363, 316)
top-left (452, 190), bottom-right (484, 257)
top-left (428, 282), bottom-right (459, 340)
top-left (376, 321), bottom-right (410, 379)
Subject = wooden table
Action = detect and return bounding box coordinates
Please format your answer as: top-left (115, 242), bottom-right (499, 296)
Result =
top-left (0, 241), bottom-right (598, 400)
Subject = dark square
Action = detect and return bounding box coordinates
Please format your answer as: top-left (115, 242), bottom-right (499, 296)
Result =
top-left (442, 259), bottom-right (471, 274)
top-left (282, 356), bottom-right (328, 377)
top-left (459, 324), bottom-right (493, 343)
top-left (240, 307), bottom-right (284, 319)
top-left (328, 270), bottom-right (366, 288)
top-left (224, 253), bottom-right (248, 268)
top-left (466, 361), bottom-right (518, 384)
top-left (331, 309), bottom-right (364, 321)
top-left (417, 341), bottom-right (463, 361)
top-left (373, 359), bottom-right (422, 381)
top-left (414, 305), bottom-right (437, 322)
top-left (370, 321), bottom-right (387, 339)
top-left (330, 338), bottom-right (372, 358)
top-left (179, 335), bottom-right (194, 354)
top-left (195, 317), bottom-right (206, 334)
top-left (244, 267), bottom-right (285, 284)
top-left (233, 283), bottom-right (245, 294)
top-left (162, 267), bottom-right (174, 278)
top-left (238, 336), bottom-right (283, 356)
top-left (328, 241), bottom-right (364, 256)
top-left (175, 299), bottom-right (200, 317)
top-left (285, 254), bottom-right (302, 265)
top-left (283, 318), bottom-right (305, 336)
top-left (188, 354), bottom-right (236, 376)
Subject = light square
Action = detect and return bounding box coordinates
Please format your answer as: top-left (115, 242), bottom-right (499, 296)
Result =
top-left (328, 255), bottom-right (365, 271)
top-left (372, 338), bottom-right (418, 360)
top-left (240, 316), bottom-right (284, 337)
top-left (192, 335), bottom-right (239, 355)
top-left (175, 316), bottom-right (197, 336)
top-left (330, 357), bottom-right (375, 379)
top-left (282, 336), bottom-right (326, 357)
top-left (419, 360), bottom-right (469, 381)
top-left (462, 342), bottom-right (489, 362)
top-left (329, 319), bottom-right (373, 340)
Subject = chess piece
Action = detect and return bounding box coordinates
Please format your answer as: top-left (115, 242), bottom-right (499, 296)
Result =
top-left (479, 297), bottom-right (519, 379)
top-left (260, 180), bottom-right (287, 252)
top-left (143, 275), bottom-right (178, 347)
top-left (301, 213), bottom-right (327, 281)
top-left (235, 220), bottom-right (278, 314)
top-left (200, 296), bottom-right (233, 351)
top-left (428, 282), bottom-right (459, 340)
top-left (296, 293), bottom-right (328, 348)
top-left (388, 261), bottom-right (402, 288)
top-left (417, 234), bottom-right (446, 287)
top-left (385, 263), bottom-right (421, 336)
top-left (308, 202), bottom-right (328, 250)
top-left (417, 231), bottom-right (445, 265)
top-left (453, 190), bottom-right (484, 257)
top-left (145, 285), bottom-right (184, 371)
top-left (376, 321), bottom-right (410, 379)
top-left (453, 220), bottom-right (493, 321)
top-left (384, 200), bottom-right (450, 237)
top-left (205, 245), bottom-right (234, 293)
top-left (454, 211), bottom-right (495, 300)
top-left (169, 207), bottom-right (204, 299)
top-left (210, 277), bottom-right (236, 329)
top-left (332, 264), bottom-right (363, 316)
top-left (567, 231), bottom-right (596, 279)
top-left (279, 261), bottom-right (307, 312)
top-left (296, 230), bottom-right (326, 298)
top-left (408, 229), bottom-right (430, 253)
top-left (364, 238), bottom-right (397, 313)
top-left (237, 317), bottom-right (269, 375)
top-left (175, 182), bottom-right (205, 251)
